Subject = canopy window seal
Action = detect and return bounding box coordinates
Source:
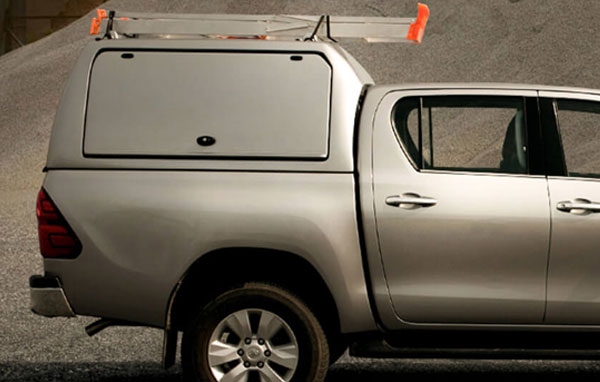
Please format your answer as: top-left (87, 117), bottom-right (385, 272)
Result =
top-left (89, 4), bottom-right (429, 44)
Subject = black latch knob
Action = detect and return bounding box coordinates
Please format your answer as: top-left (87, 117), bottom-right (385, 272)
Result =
top-left (197, 136), bottom-right (216, 147)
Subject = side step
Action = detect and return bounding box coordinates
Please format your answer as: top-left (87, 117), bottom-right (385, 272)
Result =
top-left (350, 331), bottom-right (600, 360)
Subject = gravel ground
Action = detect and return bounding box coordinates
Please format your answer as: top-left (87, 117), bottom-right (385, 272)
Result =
top-left (3, 0), bottom-right (600, 381)
top-left (3, 357), bottom-right (600, 381)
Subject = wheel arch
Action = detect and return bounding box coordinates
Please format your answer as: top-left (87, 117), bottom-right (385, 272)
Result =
top-left (167, 247), bottom-right (342, 346)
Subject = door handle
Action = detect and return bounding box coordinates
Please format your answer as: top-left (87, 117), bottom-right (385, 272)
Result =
top-left (557, 199), bottom-right (600, 214)
top-left (386, 193), bottom-right (437, 208)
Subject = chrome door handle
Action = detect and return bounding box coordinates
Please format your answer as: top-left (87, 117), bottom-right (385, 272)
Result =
top-left (557, 199), bottom-right (600, 213)
top-left (386, 194), bottom-right (437, 208)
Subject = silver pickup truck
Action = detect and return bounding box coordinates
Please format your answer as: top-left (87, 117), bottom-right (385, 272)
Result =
top-left (30, 6), bottom-right (600, 382)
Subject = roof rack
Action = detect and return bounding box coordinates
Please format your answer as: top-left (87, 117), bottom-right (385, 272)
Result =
top-left (89, 3), bottom-right (429, 44)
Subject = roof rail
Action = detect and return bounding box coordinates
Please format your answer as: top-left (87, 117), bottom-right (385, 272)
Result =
top-left (90, 3), bottom-right (429, 44)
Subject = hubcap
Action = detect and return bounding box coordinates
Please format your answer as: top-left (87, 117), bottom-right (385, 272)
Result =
top-left (208, 309), bottom-right (299, 381)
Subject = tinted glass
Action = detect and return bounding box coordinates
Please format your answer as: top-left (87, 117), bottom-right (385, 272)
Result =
top-left (556, 100), bottom-right (600, 178)
top-left (393, 96), bottom-right (527, 174)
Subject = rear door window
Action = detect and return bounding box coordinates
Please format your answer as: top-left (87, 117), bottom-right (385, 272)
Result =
top-left (393, 96), bottom-right (528, 174)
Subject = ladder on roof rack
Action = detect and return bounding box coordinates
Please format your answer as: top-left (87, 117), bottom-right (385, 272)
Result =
top-left (89, 3), bottom-right (429, 44)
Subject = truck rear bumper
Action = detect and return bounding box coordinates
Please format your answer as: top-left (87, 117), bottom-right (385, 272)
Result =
top-left (29, 275), bottom-right (76, 317)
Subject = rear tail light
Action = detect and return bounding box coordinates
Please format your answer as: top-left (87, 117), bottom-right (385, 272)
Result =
top-left (36, 189), bottom-right (81, 259)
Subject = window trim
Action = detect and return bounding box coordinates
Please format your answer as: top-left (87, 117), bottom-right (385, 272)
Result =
top-left (524, 97), bottom-right (546, 176)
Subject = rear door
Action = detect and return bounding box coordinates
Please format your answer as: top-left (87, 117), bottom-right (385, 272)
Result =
top-left (371, 89), bottom-right (551, 327)
top-left (541, 92), bottom-right (600, 324)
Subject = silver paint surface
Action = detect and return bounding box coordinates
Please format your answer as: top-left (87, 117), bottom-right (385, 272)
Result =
top-left (43, 170), bottom-right (375, 332)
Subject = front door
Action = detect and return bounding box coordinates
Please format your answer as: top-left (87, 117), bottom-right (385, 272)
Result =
top-left (372, 90), bottom-right (550, 326)
top-left (542, 93), bottom-right (600, 324)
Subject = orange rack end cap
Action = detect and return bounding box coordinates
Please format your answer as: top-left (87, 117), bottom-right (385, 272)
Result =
top-left (97, 8), bottom-right (108, 20)
top-left (90, 8), bottom-right (108, 35)
top-left (406, 3), bottom-right (430, 44)
top-left (90, 17), bottom-right (101, 35)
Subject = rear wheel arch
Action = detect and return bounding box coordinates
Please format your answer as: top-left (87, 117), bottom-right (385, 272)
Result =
top-left (167, 248), bottom-right (345, 357)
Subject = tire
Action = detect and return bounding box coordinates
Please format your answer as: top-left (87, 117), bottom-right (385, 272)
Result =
top-left (182, 282), bottom-right (329, 382)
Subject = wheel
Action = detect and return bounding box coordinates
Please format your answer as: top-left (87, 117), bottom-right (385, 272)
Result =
top-left (182, 282), bottom-right (329, 382)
